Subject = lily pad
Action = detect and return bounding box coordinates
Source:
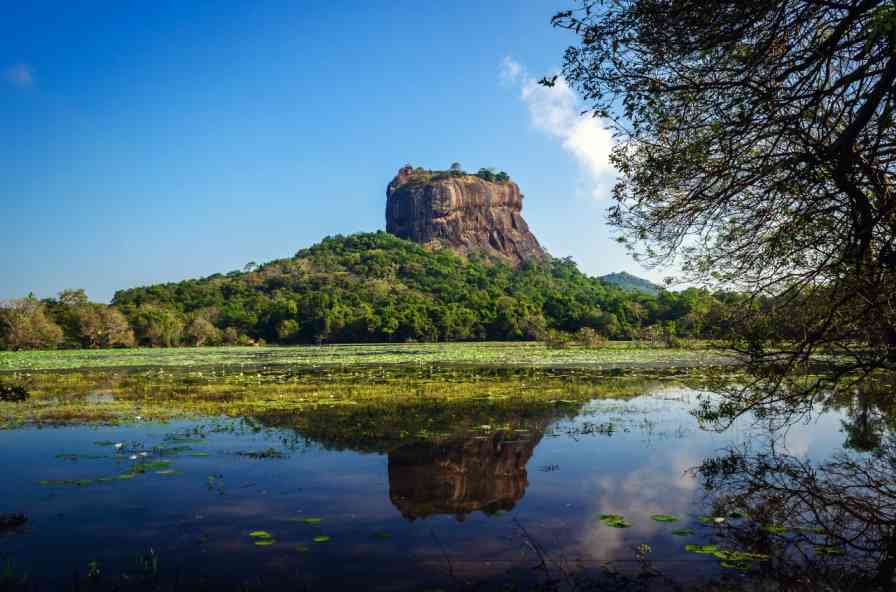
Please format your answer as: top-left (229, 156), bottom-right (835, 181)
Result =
top-left (129, 461), bottom-right (173, 474)
top-left (302, 517), bottom-right (322, 525)
top-left (56, 453), bottom-right (107, 461)
top-left (651, 514), bottom-right (679, 523)
top-left (249, 530), bottom-right (273, 539)
top-left (313, 535), bottom-right (331, 543)
top-left (685, 544), bottom-right (720, 555)
top-left (599, 514), bottom-right (632, 528)
top-left (38, 479), bottom-right (93, 486)
top-left (671, 527), bottom-right (696, 536)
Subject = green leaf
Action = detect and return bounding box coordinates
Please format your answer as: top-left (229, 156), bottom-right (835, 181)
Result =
top-left (650, 514), bottom-right (679, 522)
top-left (599, 514), bottom-right (632, 528)
top-left (685, 544), bottom-right (719, 555)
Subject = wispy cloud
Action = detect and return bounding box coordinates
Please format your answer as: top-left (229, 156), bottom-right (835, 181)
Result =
top-left (501, 57), bottom-right (615, 200)
top-left (4, 63), bottom-right (34, 88)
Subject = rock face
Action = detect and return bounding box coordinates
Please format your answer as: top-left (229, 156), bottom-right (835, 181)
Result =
top-left (387, 432), bottom-right (541, 521)
top-left (386, 166), bottom-right (546, 265)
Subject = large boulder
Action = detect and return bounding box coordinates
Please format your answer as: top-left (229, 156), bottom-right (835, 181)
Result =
top-left (386, 166), bottom-right (546, 265)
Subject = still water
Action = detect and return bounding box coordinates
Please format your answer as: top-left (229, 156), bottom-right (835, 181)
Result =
top-left (0, 374), bottom-right (889, 591)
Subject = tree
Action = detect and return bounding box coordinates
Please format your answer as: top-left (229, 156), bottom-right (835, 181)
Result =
top-left (185, 317), bottom-right (221, 346)
top-left (0, 297), bottom-right (64, 350)
top-left (476, 168), bottom-right (497, 182)
top-left (126, 305), bottom-right (184, 347)
top-left (449, 162), bottom-right (464, 176)
top-left (552, 1), bottom-right (896, 391)
top-left (276, 319), bottom-right (300, 343)
top-left (74, 305), bottom-right (135, 348)
top-left (45, 290), bottom-right (135, 348)
top-left (99, 307), bottom-right (136, 348)
top-left (58, 289), bottom-right (89, 308)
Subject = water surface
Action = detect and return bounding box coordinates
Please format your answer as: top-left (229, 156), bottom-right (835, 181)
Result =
top-left (0, 370), bottom-right (887, 590)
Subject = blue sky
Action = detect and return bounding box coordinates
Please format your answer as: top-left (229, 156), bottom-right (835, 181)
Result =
top-left (1, 1), bottom-right (659, 303)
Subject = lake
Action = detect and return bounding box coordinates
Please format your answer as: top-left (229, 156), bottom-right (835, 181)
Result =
top-left (0, 366), bottom-right (892, 591)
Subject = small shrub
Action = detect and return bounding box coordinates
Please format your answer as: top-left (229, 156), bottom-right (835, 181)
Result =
top-left (544, 329), bottom-right (573, 349)
top-left (574, 327), bottom-right (606, 348)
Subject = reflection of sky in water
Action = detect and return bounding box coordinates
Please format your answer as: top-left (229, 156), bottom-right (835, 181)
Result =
top-left (0, 386), bottom-right (859, 589)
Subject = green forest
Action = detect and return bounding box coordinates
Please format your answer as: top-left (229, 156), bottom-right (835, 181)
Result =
top-left (0, 232), bottom-right (737, 350)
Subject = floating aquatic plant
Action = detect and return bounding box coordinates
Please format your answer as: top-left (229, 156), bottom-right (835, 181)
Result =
top-left (56, 453), bottom-right (107, 461)
top-left (650, 514), bottom-right (679, 522)
top-left (236, 448), bottom-right (287, 460)
top-left (685, 544), bottom-right (768, 570)
top-left (39, 479), bottom-right (93, 486)
top-left (671, 528), bottom-right (695, 536)
top-left (128, 461), bottom-right (173, 474)
top-left (249, 531), bottom-right (276, 546)
top-left (685, 544), bottom-right (719, 555)
top-left (600, 514), bottom-right (632, 528)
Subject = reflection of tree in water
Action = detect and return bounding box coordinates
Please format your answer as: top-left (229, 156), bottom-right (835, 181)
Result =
top-left (835, 389), bottom-right (896, 455)
top-left (388, 429), bottom-right (542, 521)
top-left (696, 437), bottom-right (896, 591)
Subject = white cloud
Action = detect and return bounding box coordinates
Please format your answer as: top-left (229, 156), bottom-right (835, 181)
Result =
top-left (4, 63), bottom-right (33, 88)
top-left (499, 56), bottom-right (523, 84)
top-left (502, 57), bottom-right (616, 200)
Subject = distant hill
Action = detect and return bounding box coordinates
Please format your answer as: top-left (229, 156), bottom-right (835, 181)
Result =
top-left (598, 271), bottom-right (662, 295)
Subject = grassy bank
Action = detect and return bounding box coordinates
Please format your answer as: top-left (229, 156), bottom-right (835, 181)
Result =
top-left (0, 341), bottom-right (732, 372)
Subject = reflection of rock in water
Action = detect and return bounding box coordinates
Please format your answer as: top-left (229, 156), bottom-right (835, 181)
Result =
top-left (388, 431), bottom-right (541, 521)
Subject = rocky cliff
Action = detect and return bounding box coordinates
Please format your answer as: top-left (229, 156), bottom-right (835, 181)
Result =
top-left (387, 431), bottom-right (540, 521)
top-left (386, 165), bottom-right (546, 265)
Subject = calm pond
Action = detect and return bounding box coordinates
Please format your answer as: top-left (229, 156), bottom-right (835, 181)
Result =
top-left (0, 367), bottom-right (892, 591)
